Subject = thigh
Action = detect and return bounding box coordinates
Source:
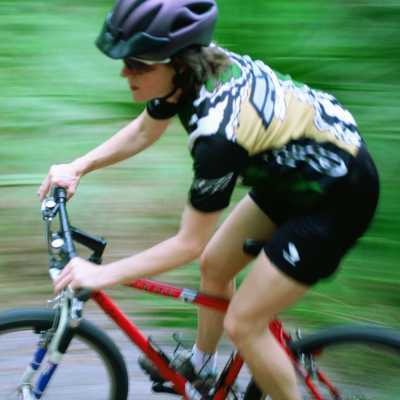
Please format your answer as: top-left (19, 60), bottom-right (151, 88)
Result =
top-left (226, 252), bottom-right (308, 335)
top-left (201, 194), bottom-right (277, 282)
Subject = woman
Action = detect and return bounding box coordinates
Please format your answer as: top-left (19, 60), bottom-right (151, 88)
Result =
top-left (38, 1), bottom-right (379, 399)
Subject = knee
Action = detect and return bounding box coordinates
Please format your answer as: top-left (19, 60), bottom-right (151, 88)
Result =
top-left (223, 311), bottom-right (252, 348)
top-left (224, 306), bottom-right (275, 349)
top-left (199, 251), bottom-right (232, 295)
top-left (199, 250), bottom-right (219, 283)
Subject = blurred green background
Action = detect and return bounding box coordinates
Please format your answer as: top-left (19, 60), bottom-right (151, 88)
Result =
top-left (0, 0), bottom-right (399, 332)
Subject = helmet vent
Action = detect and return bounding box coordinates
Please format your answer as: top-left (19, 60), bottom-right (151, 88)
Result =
top-left (171, 15), bottom-right (196, 33)
top-left (132, 4), bottom-right (162, 33)
top-left (186, 2), bottom-right (213, 16)
top-left (127, 0), bottom-right (147, 14)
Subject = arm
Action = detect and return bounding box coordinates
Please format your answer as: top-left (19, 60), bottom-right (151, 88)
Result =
top-left (103, 204), bottom-right (221, 286)
top-left (53, 135), bottom-right (247, 291)
top-left (97, 136), bottom-right (248, 286)
top-left (54, 204), bottom-right (222, 292)
top-left (38, 110), bottom-right (170, 200)
top-left (72, 109), bottom-right (170, 176)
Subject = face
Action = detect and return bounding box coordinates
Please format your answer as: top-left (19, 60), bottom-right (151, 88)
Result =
top-left (121, 60), bottom-right (176, 102)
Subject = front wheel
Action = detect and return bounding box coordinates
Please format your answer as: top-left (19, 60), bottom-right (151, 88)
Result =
top-left (0, 308), bottom-right (129, 400)
top-left (244, 325), bottom-right (400, 400)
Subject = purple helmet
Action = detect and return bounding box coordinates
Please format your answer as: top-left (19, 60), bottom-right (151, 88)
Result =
top-left (96, 0), bottom-right (218, 61)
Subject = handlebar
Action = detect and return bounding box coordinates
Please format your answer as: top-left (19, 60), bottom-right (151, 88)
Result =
top-left (41, 187), bottom-right (107, 300)
top-left (54, 187), bottom-right (77, 259)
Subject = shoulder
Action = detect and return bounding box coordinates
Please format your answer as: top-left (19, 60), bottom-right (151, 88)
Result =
top-left (192, 135), bottom-right (248, 174)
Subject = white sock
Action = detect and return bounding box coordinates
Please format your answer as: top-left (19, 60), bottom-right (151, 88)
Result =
top-left (191, 344), bottom-right (218, 375)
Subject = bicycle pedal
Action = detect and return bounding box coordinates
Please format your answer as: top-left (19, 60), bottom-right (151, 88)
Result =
top-left (152, 382), bottom-right (178, 395)
top-left (192, 376), bottom-right (217, 398)
top-left (138, 355), bottom-right (165, 383)
top-left (172, 332), bottom-right (186, 352)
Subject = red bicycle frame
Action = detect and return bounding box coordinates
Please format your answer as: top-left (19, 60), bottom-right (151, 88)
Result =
top-left (41, 188), bottom-right (343, 399)
top-left (91, 278), bottom-right (338, 400)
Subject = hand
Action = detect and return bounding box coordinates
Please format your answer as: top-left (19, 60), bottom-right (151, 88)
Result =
top-left (54, 257), bottom-right (107, 293)
top-left (38, 163), bottom-right (82, 201)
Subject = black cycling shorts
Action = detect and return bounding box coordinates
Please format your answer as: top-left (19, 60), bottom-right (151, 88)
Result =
top-left (249, 146), bottom-right (380, 286)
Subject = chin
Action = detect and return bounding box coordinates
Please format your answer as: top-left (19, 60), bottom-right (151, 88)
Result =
top-left (131, 92), bottom-right (150, 103)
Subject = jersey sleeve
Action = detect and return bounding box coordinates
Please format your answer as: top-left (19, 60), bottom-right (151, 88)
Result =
top-left (146, 98), bottom-right (179, 120)
top-left (189, 135), bottom-right (248, 212)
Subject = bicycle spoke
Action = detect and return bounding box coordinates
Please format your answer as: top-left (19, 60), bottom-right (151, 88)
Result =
top-left (299, 342), bottom-right (400, 400)
top-left (0, 329), bottom-right (113, 399)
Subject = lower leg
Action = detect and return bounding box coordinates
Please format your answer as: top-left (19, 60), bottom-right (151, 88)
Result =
top-left (238, 331), bottom-right (301, 400)
top-left (194, 196), bottom-right (277, 356)
top-left (224, 253), bottom-right (308, 399)
top-left (195, 279), bottom-right (234, 354)
top-left (192, 195), bottom-right (277, 372)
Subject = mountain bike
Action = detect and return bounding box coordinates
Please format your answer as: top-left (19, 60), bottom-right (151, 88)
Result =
top-left (1, 187), bottom-right (399, 399)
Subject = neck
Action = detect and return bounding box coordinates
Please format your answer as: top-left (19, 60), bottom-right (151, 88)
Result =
top-left (162, 87), bottom-right (183, 104)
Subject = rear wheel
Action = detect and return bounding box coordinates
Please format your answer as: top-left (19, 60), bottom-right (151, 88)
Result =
top-left (244, 325), bottom-right (400, 400)
top-left (0, 308), bottom-right (129, 400)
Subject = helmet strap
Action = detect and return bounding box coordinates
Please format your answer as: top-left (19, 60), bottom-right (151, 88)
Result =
top-left (159, 85), bottom-right (180, 103)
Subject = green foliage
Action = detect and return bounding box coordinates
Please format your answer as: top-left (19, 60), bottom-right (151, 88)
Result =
top-left (0, 1), bottom-right (399, 330)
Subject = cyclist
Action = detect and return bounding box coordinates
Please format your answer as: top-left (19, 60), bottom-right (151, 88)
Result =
top-left (38, 1), bottom-right (380, 399)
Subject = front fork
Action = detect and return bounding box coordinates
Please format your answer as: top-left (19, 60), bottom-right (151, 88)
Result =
top-left (18, 291), bottom-right (82, 399)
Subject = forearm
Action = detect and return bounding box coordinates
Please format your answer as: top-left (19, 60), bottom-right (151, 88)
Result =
top-left (101, 234), bottom-right (202, 287)
top-left (53, 205), bottom-right (221, 292)
top-left (72, 112), bottom-right (167, 175)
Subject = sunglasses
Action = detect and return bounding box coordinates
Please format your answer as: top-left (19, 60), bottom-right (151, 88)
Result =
top-left (123, 57), bottom-right (171, 73)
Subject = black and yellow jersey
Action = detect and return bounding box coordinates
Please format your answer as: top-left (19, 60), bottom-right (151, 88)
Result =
top-left (147, 48), bottom-right (364, 215)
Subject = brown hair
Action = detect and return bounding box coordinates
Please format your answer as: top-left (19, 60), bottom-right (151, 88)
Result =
top-left (171, 45), bottom-right (231, 100)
